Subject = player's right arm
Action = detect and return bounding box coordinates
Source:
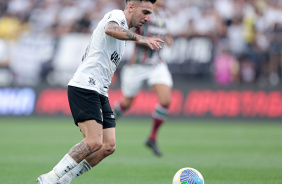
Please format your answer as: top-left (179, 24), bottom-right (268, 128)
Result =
top-left (105, 21), bottom-right (164, 50)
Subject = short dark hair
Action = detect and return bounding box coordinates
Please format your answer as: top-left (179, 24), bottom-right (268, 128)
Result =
top-left (126, 0), bottom-right (157, 4)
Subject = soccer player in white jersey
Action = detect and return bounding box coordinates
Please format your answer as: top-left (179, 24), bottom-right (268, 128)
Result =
top-left (113, 0), bottom-right (173, 156)
top-left (36, 0), bottom-right (163, 183)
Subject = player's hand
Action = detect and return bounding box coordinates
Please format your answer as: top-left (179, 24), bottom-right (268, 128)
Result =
top-left (137, 36), bottom-right (165, 50)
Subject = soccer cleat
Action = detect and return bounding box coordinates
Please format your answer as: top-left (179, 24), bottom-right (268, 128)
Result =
top-left (36, 174), bottom-right (56, 184)
top-left (145, 139), bottom-right (162, 157)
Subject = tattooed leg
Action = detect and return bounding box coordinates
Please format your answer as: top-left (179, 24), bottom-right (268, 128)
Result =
top-left (68, 120), bottom-right (103, 163)
top-left (68, 141), bottom-right (93, 163)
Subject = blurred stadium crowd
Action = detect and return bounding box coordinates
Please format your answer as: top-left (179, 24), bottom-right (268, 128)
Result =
top-left (0, 0), bottom-right (282, 87)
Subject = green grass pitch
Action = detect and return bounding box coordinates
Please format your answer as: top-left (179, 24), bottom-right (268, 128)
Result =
top-left (0, 117), bottom-right (281, 184)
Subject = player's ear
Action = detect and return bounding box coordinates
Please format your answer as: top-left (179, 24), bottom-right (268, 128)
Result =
top-left (127, 2), bottom-right (135, 13)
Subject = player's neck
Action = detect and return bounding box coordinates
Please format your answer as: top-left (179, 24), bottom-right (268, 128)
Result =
top-left (123, 10), bottom-right (132, 28)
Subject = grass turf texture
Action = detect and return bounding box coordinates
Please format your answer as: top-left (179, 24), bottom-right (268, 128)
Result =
top-left (0, 117), bottom-right (281, 184)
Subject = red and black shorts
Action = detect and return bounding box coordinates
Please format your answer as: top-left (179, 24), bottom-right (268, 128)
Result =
top-left (68, 86), bottom-right (116, 129)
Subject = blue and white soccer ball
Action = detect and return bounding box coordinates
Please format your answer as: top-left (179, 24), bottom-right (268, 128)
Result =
top-left (172, 167), bottom-right (204, 184)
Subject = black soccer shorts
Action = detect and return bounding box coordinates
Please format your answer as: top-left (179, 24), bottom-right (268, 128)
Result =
top-left (68, 86), bottom-right (116, 129)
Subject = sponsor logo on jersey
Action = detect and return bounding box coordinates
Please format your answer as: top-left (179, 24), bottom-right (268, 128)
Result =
top-left (111, 51), bottom-right (120, 67)
top-left (88, 77), bottom-right (96, 85)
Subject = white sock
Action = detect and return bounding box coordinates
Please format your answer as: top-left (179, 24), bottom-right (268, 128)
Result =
top-left (48, 154), bottom-right (78, 182)
top-left (59, 159), bottom-right (92, 183)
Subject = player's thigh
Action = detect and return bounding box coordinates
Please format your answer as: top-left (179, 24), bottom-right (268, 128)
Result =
top-left (121, 65), bottom-right (149, 97)
top-left (78, 119), bottom-right (103, 142)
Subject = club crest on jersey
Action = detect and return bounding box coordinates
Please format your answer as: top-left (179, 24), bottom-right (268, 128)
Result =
top-left (88, 77), bottom-right (96, 85)
top-left (121, 19), bottom-right (125, 27)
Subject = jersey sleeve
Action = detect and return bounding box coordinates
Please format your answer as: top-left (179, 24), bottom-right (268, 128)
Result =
top-left (105, 10), bottom-right (126, 28)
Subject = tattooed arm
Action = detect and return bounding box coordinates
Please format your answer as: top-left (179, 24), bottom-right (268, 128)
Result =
top-left (105, 21), bottom-right (164, 50)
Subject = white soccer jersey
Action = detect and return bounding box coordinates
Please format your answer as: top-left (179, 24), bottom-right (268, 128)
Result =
top-left (68, 10), bottom-right (128, 97)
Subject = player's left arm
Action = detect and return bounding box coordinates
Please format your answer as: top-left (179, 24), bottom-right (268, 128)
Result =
top-left (105, 21), bottom-right (164, 50)
top-left (105, 21), bottom-right (139, 41)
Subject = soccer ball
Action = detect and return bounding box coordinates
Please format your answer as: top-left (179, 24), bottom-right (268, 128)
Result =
top-left (172, 167), bottom-right (204, 184)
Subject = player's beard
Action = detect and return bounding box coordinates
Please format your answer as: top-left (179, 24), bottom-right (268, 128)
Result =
top-left (132, 13), bottom-right (145, 28)
top-left (135, 19), bottom-right (145, 28)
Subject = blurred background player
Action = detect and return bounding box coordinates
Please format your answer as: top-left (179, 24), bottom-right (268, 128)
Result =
top-left (114, 0), bottom-right (173, 157)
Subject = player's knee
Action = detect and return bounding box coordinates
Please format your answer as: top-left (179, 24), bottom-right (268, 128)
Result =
top-left (86, 140), bottom-right (103, 153)
top-left (160, 101), bottom-right (170, 109)
top-left (121, 101), bottom-right (131, 111)
top-left (159, 96), bottom-right (171, 108)
top-left (122, 97), bottom-right (134, 110)
top-left (108, 145), bottom-right (116, 155)
top-left (123, 104), bottom-right (131, 110)
top-left (104, 142), bottom-right (116, 156)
